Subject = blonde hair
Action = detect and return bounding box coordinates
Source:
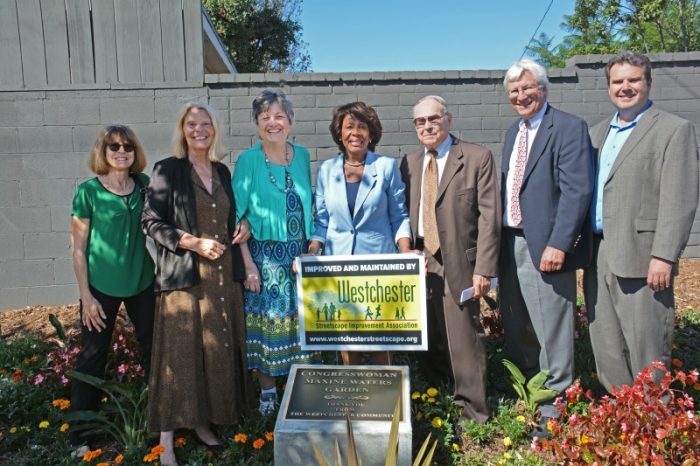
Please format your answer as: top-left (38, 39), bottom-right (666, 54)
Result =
top-left (171, 102), bottom-right (226, 161)
top-left (88, 125), bottom-right (147, 175)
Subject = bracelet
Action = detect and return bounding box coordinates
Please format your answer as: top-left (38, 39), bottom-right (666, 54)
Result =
top-left (247, 274), bottom-right (259, 279)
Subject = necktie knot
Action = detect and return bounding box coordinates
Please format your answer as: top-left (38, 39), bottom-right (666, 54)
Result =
top-left (519, 119), bottom-right (529, 131)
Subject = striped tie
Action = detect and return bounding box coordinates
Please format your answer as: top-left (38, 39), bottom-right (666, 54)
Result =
top-left (422, 149), bottom-right (440, 254)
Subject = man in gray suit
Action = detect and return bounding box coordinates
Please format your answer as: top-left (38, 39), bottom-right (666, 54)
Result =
top-left (586, 51), bottom-right (699, 393)
top-left (500, 60), bottom-right (594, 438)
top-left (400, 95), bottom-right (501, 423)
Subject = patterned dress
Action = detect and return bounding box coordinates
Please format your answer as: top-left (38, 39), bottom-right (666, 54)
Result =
top-left (244, 176), bottom-right (319, 376)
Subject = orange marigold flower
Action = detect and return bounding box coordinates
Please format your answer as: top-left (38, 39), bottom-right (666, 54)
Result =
top-left (253, 438), bottom-right (265, 449)
top-left (60, 423), bottom-right (69, 432)
top-left (52, 399), bottom-right (71, 410)
top-left (234, 433), bottom-right (248, 443)
top-left (264, 431), bottom-right (274, 441)
top-left (96, 462), bottom-right (109, 466)
top-left (143, 453), bottom-right (158, 462)
top-left (174, 437), bottom-right (186, 447)
top-left (83, 448), bottom-right (104, 461)
top-left (150, 445), bottom-right (165, 455)
top-left (114, 454), bottom-right (124, 464)
top-left (694, 383), bottom-right (700, 391)
top-left (672, 358), bottom-right (683, 368)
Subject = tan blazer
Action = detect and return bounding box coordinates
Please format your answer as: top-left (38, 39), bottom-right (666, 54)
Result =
top-left (590, 106), bottom-right (699, 277)
top-left (400, 136), bottom-right (501, 305)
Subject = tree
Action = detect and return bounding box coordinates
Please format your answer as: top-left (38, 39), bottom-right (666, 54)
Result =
top-left (527, 0), bottom-right (700, 66)
top-left (525, 33), bottom-right (567, 68)
top-left (203, 0), bottom-right (311, 73)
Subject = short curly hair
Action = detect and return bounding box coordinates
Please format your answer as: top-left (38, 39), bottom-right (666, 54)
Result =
top-left (329, 102), bottom-right (382, 153)
top-left (88, 125), bottom-right (146, 175)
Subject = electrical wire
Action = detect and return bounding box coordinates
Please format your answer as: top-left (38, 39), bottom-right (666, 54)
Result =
top-left (520, 0), bottom-right (555, 59)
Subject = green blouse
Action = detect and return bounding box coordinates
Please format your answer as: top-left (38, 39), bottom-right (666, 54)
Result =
top-left (71, 174), bottom-right (155, 297)
top-left (233, 143), bottom-right (314, 242)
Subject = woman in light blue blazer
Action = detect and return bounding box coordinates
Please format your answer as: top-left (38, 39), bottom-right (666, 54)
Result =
top-left (308, 101), bottom-right (412, 365)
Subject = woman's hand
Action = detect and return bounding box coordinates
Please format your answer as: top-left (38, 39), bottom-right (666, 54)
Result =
top-left (232, 218), bottom-right (251, 244)
top-left (178, 234), bottom-right (225, 260)
top-left (244, 264), bottom-right (261, 293)
top-left (81, 293), bottom-right (106, 332)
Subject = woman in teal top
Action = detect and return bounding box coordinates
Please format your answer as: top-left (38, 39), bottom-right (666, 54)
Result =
top-left (233, 90), bottom-right (319, 415)
top-left (69, 125), bottom-right (155, 453)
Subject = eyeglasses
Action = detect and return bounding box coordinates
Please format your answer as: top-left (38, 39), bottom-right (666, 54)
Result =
top-left (413, 114), bottom-right (445, 128)
top-left (107, 143), bottom-right (135, 153)
top-left (508, 85), bottom-right (540, 98)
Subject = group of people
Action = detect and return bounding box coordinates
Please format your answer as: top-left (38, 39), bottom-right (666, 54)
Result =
top-left (68, 50), bottom-right (698, 462)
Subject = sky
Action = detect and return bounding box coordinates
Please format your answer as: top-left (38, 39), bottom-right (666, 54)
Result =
top-left (300, 0), bottom-right (577, 72)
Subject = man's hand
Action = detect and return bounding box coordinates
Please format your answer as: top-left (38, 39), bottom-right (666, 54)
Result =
top-left (472, 274), bottom-right (491, 300)
top-left (232, 218), bottom-right (251, 244)
top-left (539, 246), bottom-right (565, 272)
top-left (81, 294), bottom-right (106, 332)
top-left (647, 257), bottom-right (673, 292)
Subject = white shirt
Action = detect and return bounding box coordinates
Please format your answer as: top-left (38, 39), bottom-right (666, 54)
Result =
top-left (418, 135), bottom-right (452, 238)
top-left (503, 103), bottom-right (548, 228)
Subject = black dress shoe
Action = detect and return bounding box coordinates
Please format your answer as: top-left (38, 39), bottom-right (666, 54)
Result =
top-left (530, 416), bottom-right (554, 440)
top-left (192, 431), bottom-right (225, 455)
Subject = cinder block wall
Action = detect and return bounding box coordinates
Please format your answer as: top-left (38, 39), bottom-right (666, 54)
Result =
top-left (1, 53), bottom-right (699, 311)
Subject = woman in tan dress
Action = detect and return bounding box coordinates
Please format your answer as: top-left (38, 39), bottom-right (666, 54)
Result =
top-left (142, 102), bottom-right (254, 466)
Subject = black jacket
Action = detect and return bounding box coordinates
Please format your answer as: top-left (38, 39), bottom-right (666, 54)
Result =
top-left (142, 156), bottom-right (245, 292)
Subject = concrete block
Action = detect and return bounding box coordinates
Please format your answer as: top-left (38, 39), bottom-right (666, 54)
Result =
top-left (380, 120), bottom-right (399, 133)
top-left (582, 90), bottom-right (609, 102)
top-left (53, 258), bottom-right (76, 285)
top-left (0, 128), bottom-right (19, 154)
top-left (127, 123), bottom-right (175, 156)
top-left (19, 179), bottom-right (76, 207)
top-left (374, 106), bottom-right (410, 120)
top-left (380, 132), bottom-right (419, 146)
top-left (290, 121), bottom-right (315, 135)
top-left (24, 232), bottom-right (72, 259)
top-left (440, 92), bottom-right (481, 105)
top-left (332, 83), bottom-right (358, 95)
top-left (17, 126), bottom-right (73, 154)
top-left (51, 205), bottom-right (73, 232)
top-left (230, 108), bottom-right (254, 125)
top-left (228, 123), bottom-right (257, 138)
top-left (43, 98), bottom-right (101, 125)
top-left (221, 135), bottom-right (254, 151)
top-left (154, 94), bottom-right (210, 122)
top-left (0, 287), bottom-right (28, 311)
top-left (459, 104), bottom-right (499, 117)
top-left (0, 99), bottom-right (44, 126)
top-left (287, 84), bottom-right (332, 95)
top-left (480, 92), bottom-right (508, 104)
top-left (0, 207), bottom-right (52, 233)
top-left (482, 117), bottom-right (512, 130)
top-left (356, 93), bottom-right (399, 107)
top-left (292, 134), bottom-right (335, 149)
top-left (450, 117), bottom-right (482, 131)
top-left (0, 234), bottom-right (24, 260)
top-left (27, 284), bottom-right (78, 306)
top-left (295, 107), bottom-right (331, 122)
top-left (100, 97), bottom-right (155, 124)
top-left (316, 94), bottom-right (359, 108)
top-left (0, 91), bottom-right (46, 101)
top-left (229, 95), bottom-right (253, 109)
top-left (0, 181), bottom-right (20, 207)
top-left (22, 153), bottom-right (90, 180)
top-left (0, 259), bottom-right (54, 287)
top-left (72, 126), bottom-right (104, 154)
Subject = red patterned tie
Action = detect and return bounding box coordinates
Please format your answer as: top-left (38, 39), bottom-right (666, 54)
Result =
top-left (422, 150), bottom-right (440, 254)
top-left (511, 120), bottom-right (529, 224)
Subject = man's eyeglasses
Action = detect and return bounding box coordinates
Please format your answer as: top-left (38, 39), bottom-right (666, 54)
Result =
top-left (508, 85), bottom-right (540, 98)
top-left (413, 114), bottom-right (445, 128)
top-left (107, 143), bottom-right (135, 153)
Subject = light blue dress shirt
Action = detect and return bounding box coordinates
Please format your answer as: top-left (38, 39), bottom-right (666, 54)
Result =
top-left (592, 100), bottom-right (652, 233)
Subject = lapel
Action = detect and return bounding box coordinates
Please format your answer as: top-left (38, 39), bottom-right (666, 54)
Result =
top-left (353, 151), bottom-right (379, 222)
top-left (407, 150), bottom-right (423, 236)
top-left (502, 123), bottom-right (518, 176)
top-left (327, 154), bottom-right (353, 229)
top-left (606, 107), bottom-right (659, 184)
top-left (592, 115), bottom-right (615, 163)
top-left (437, 136), bottom-right (463, 201)
top-left (523, 105), bottom-right (553, 182)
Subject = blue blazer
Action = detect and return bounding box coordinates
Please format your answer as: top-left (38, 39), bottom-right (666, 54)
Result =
top-left (501, 105), bottom-right (594, 271)
top-left (312, 151), bottom-right (412, 255)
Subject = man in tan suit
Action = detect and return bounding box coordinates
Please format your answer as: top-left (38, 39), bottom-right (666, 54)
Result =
top-left (586, 51), bottom-right (699, 392)
top-left (400, 95), bottom-right (501, 423)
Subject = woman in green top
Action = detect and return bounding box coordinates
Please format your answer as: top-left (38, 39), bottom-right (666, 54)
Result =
top-left (233, 90), bottom-right (319, 414)
top-left (69, 125), bottom-right (155, 453)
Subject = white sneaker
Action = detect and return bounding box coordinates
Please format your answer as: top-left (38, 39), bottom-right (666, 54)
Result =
top-left (259, 392), bottom-right (278, 415)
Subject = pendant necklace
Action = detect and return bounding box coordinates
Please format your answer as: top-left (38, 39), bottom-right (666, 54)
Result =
top-left (264, 145), bottom-right (292, 193)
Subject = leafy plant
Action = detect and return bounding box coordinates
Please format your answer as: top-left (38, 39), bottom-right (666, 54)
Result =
top-left (501, 359), bottom-right (557, 420)
top-left (537, 361), bottom-right (700, 465)
top-left (65, 371), bottom-right (148, 450)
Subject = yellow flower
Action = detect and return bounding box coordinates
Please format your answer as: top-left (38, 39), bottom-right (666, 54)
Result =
top-left (114, 454), bottom-right (124, 464)
top-left (516, 415), bottom-right (526, 423)
top-left (579, 434), bottom-right (590, 445)
top-left (421, 393), bottom-right (428, 401)
top-left (427, 397), bottom-right (436, 404)
top-left (431, 417), bottom-right (443, 428)
top-left (101, 396), bottom-right (108, 403)
top-left (452, 443), bottom-right (460, 452)
top-left (426, 387), bottom-right (439, 397)
top-left (546, 419), bottom-right (555, 432)
top-left (620, 433), bottom-right (626, 441)
top-left (38, 421), bottom-right (49, 429)
top-left (411, 391), bottom-right (420, 400)
top-left (9, 427), bottom-right (17, 433)
top-left (503, 436), bottom-right (513, 447)
top-left (60, 423), bottom-right (69, 432)
top-left (504, 452), bottom-right (512, 459)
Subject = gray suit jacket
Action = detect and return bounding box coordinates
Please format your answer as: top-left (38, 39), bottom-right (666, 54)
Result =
top-left (590, 105), bottom-right (699, 277)
top-left (400, 136), bottom-right (501, 305)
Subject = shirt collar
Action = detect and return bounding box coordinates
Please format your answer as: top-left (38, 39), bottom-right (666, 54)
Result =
top-left (523, 102), bottom-right (548, 130)
top-left (611, 100), bottom-right (652, 130)
top-left (424, 134), bottom-right (453, 159)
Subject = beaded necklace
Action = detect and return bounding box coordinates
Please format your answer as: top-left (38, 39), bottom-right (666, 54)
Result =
top-left (264, 145), bottom-right (293, 193)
